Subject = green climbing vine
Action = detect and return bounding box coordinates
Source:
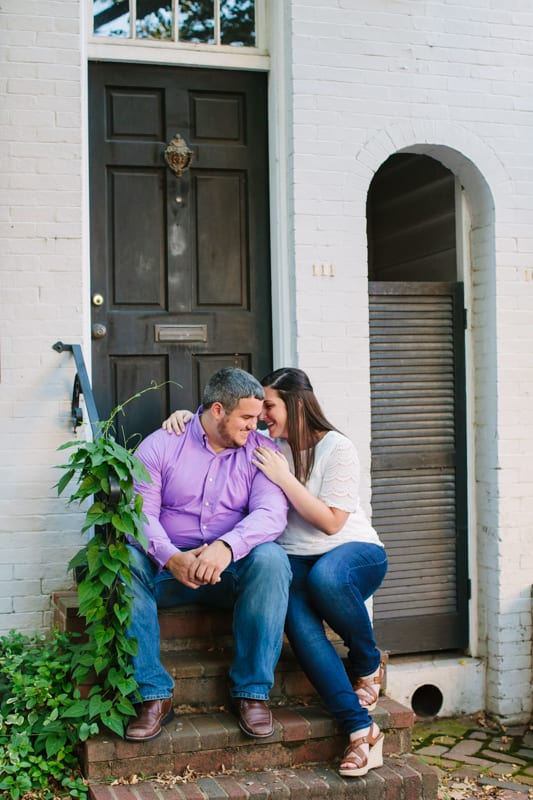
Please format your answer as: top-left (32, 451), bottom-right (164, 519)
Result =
top-left (56, 390), bottom-right (155, 739)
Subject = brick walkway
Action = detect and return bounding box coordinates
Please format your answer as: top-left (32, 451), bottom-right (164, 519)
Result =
top-left (412, 714), bottom-right (533, 799)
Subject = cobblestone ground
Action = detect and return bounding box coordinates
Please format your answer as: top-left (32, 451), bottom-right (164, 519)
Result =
top-left (412, 712), bottom-right (533, 800)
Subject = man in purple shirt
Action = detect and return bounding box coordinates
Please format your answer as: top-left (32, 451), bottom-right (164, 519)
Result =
top-left (125, 368), bottom-right (291, 743)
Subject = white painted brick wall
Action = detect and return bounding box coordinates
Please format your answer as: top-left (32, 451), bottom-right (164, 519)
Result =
top-left (1, 0), bottom-right (531, 723)
top-left (0, 0), bottom-right (85, 634)
top-left (289, 0), bottom-right (533, 722)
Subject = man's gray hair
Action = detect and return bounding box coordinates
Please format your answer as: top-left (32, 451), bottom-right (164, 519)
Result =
top-left (203, 367), bottom-right (264, 413)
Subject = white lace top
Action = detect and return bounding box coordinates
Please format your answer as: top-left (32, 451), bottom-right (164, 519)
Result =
top-left (275, 431), bottom-right (383, 556)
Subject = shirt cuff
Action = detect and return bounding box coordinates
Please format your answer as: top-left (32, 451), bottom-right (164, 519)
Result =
top-left (219, 535), bottom-right (243, 561)
top-left (150, 540), bottom-right (180, 571)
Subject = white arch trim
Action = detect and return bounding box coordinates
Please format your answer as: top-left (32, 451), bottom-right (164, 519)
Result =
top-left (357, 120), bottom-right (512, 707)
top-left (354, 121), bottom-right (510, 218)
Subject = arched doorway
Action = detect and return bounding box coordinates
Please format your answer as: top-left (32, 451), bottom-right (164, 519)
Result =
top-left (367, 153), bottom-right (469, 654)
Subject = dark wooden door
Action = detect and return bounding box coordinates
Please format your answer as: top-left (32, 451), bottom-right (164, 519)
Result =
top-left (89, 62), bottom-right (271, 444)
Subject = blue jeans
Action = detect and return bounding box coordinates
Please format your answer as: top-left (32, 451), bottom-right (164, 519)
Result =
top-left (285, 543), bottom-right (387, 735)
top-left (126, 542), bottom-right (291, 702)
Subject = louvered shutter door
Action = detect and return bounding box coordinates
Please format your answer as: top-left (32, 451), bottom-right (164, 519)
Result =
top-left (369, 282), bottom-right (468, 653)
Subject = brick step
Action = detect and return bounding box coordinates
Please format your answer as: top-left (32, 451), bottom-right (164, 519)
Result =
top-left (81, 698), bottom-right (414, 781)
top-left (53, 590), bottom-right (252, 648)
top-left (56, 591), bottom-right (438, 798)
top-left (63, 643), bottom-right (321, 709)
top-left (53, 591), bottom-right (347, 652)
top-left (53, 591), bottom-right (349, 707)
top-left (88, 756), bottom-right (439, 800)
top-left (163, 644), bottom-right (335, 707)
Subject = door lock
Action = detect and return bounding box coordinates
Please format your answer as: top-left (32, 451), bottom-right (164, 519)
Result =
top-left (92, 323), bottom-right (107, 339)
top-left (92, 293), bottom-right (104, 306)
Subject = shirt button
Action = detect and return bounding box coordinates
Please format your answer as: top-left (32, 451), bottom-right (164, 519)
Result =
top-left (205, 501), bottom-right (209, 506)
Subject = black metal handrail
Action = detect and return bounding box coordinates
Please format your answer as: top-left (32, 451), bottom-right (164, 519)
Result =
top-left (52, 341), bottom-right (101, 437)
top-left (53, 341), bottom-right (121, 565)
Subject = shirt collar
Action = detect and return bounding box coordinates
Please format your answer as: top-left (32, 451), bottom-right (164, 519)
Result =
top-left (190, 407), bottom-right (209, 447)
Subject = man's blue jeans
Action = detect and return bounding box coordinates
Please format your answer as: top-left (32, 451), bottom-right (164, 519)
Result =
top-left (285, 543), bottom-right (387, 735)
top-left (126, 542), bottom-right (291, 702)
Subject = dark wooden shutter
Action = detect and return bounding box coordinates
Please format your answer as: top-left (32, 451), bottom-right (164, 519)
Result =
top-left (369, 282), bottom-right (468, 653)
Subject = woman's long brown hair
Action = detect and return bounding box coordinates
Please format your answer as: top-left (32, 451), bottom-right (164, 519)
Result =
top-left (260, 368), bottom-right (337, 484)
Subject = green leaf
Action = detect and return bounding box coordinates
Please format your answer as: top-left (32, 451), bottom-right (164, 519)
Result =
top-left (56, 439), bottom-right (81, 451)
top-left (116, 676), bottom-right (138, 697)
top-left (116, 695), bottom-right (137, 716)
top-left (90, 624), bottom-right (114, 646)
top-left (77, 473), bottom-right (101, 495)
top-left (88, 694), bottom-right (112, 719)
top-left (83, 604), bottom-right (106, 623)
top-left (68, 547), bottom-right (88, 571)
top-left (83, 502), bottom-right (113, 530)
top-left (88, 450), bottom-right (107, 467)
top-left (86, 543), bottom-right (103, 573)
top-left (119, 636), bottom-right (139, 657)
top-left (111, 513), bottom-right (134, 534)
top-left (101, 710), bottom-right (125, 738)
top-left (130, 459), bottom-right (151, 484)
top-left (99, 551), bottom-right (120, 576)
top-left (45, 732), bottom-right (67, 758)
top-left (96, 567), bottom-right (117, 588)
top-left (56, 468), bottom-right (75, 496)
top-left (108, 541), bottom-right (131, 566)
top-left (77, 580), bottom-right (101, 607)
top-left (78, 721), bottom-right (99, 741)
top-left (111, 460), bottom-right (130, 481)
top-left (58, 701), bottom-right (88, 719)
top-left (93, 656), bottom-right (108, 675)
top-left (112, 603), bottom-right (130, 626)
top-left (98, 475), bottom-right (110, 495)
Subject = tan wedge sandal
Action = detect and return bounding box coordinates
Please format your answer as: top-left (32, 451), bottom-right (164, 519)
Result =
top-left (338, 722), bottom-right (384, 777)
top-left (353, 661), bottom-right (384, 711)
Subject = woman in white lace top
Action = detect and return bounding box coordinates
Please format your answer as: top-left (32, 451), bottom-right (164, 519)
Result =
top-left (249, 368), bottom-right (387, 778)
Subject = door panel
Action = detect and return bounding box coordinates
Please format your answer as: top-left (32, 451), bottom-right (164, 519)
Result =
top-left (89, 63), bottom-right (271, 443)
top-left (195, 172), bottom-right (247, 305)
top-left (111, 169), bottom-right (166, 306)
top-left (369, 282), bottom-right (468, 653)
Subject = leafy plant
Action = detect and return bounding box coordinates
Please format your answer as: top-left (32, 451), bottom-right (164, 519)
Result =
top-left (0, 388), bottom-right (161, 798)
top-left (55, 391), bottom-right (154, 740)
top-left (0, 629), bottom-right (90, 799)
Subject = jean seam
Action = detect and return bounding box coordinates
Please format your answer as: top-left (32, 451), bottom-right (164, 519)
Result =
top-left (138, 694), bottom-right (172, 702)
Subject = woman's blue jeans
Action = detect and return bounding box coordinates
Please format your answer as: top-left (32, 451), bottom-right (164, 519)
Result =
top-left (285, 543), bottom-right (387, 735)
top-left (126, 542), bottom-right (291, 702)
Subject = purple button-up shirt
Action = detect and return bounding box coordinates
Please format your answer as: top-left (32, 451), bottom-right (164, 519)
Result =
top-left (133, 413), bottom-right (289, 569)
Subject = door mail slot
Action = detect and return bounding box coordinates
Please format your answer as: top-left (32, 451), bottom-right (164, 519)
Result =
top-left (154, 324), bottom-right (208, 343)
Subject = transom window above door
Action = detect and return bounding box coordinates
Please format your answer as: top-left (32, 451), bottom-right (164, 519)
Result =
top-left (93, 0), bottom-right (256, 47)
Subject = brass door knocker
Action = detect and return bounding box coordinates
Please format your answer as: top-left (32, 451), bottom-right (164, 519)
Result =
top-left (164, 133), bottom-right (193, 177)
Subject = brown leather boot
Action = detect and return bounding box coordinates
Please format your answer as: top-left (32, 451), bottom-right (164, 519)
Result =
top-left (234, 698), bottom-right (274, 738)
top-left (125, 697), bottom-right (174, 742)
